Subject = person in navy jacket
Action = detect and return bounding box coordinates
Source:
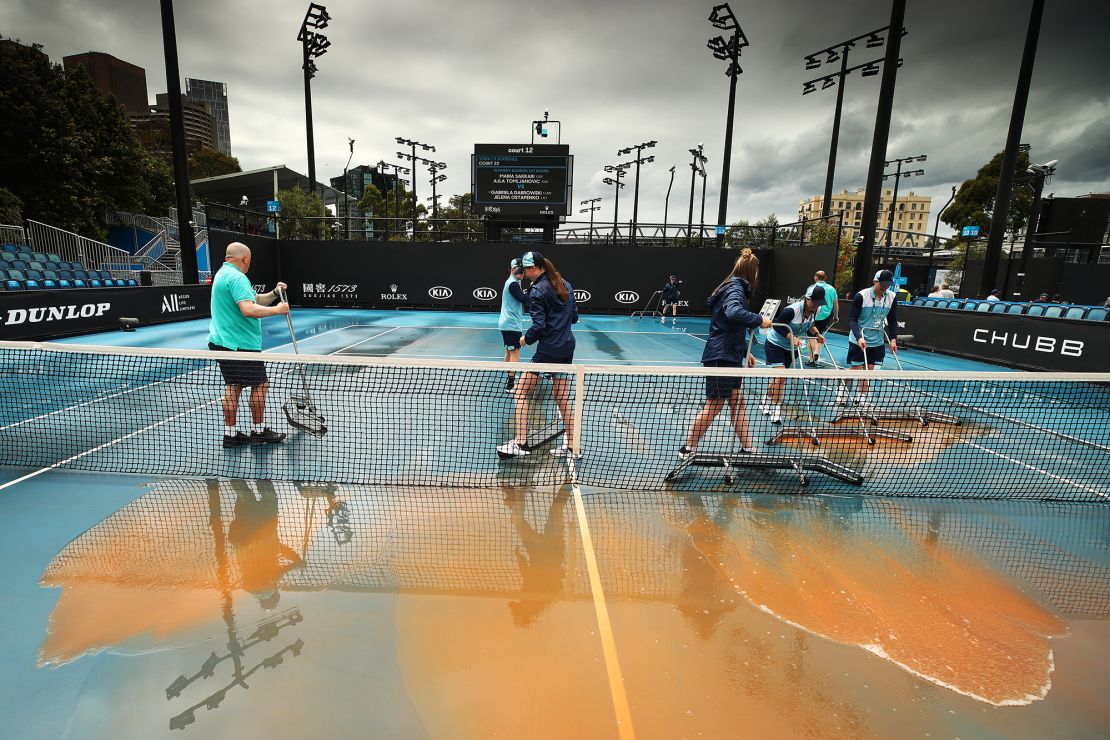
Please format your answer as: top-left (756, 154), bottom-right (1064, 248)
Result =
top-left (497, 251), bottom-right (580, 459)
top-left (679, 248), bottom-right (771, 459)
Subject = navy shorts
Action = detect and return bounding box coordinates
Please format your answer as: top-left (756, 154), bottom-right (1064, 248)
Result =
top-left (814, 316), bottom-right (833, 333)
top-left (763, 342), bottom-right (794, 368)
top-left (704, 360), bottom-right (743, 400)
top-left (532, 350), bottom-right (574, 365)
top-left (209, 342), bottom-right (268, 387)
top-left (847, 342), bottom-right (886, 368)
top-left (501, 330), bottom-right (522, 351)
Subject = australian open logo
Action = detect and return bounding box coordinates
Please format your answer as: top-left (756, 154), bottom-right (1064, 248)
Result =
top-left (428, 286), bottom-right (453, 300)
top-left (573, 289), bottom-right (591, 303)
top-left (472, 287), bottom-right (497, 301)
top-left (614, 290), bottom-right (639, 304)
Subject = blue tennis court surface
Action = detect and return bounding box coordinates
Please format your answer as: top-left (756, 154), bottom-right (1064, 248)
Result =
top-left (1, 308), bottom-right (1107, 738)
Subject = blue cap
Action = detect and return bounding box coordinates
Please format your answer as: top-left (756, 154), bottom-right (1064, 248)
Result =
top-left (521, 251), bottom-right (545, 268)
top-left (807, 284), bottom-right (826, 303)
top-left (509, 258), bottom-right (522, 271)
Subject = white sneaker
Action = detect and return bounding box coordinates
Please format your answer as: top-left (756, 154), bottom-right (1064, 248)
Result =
top-left (550, 444), bottom-right (582, 459)
top-left (856, 394), bottom-right (871, 407)
top-left (672, 319), bottom-right (676, 326)
top-left (497, 439), bottom-right (529, 457)
top-left (770, 406), bottom-right (782, 424)
top-left (660, 317), bottom-right (665, 324)
top-left (761, 397), bottom-right (772, 415)
top-left (836, 386), bottom-right (849, 405)
top-left (741, 446), bottom-right (756, 454)
top-left (678, 445), bottom-right (696, 461)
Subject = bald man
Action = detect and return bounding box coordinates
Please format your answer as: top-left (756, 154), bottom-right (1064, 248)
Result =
top-left (209, 242), bottom-right (289, 447)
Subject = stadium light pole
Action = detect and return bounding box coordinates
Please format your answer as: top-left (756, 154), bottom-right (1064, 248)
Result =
top-left (342, 137), bottom-right (354, 239)
top-left (297, 3), bottom-right (331, 195)
top-left (427, 164), bottom-right (447, 238)
top-left (854, 0), bottom-right (907, 292)
top-left (982, 0), bottom-right (1044, 299)
top-left (396, 137), bottom-right (436, 239)
top-left (618, 140), bottom-right (657, 246)
top-left (881, 154), bottom-right (926, 263)
top-left (603, 162), bottom-right (631, 241)
top-left (158, 0), bottom-right (197, 283)
top-left (926, 185), bottom-right (957, 288)
top-left (698, 162), bottom-right (709, 248)
top-left (663, 166), bottom-right (676, 245)
top-left (687, 144), bottom-right (707, 245)
top-left (377, 161), bottom-right (409, 240)
top-left (803, 26), bottom-right (902, 218)
top-left (580, 197), bottom-right (602, 246)
top-left (706, 3), bottom-right (749, 245)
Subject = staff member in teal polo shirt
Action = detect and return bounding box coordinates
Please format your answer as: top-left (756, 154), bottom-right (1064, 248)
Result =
top-left (209, 242), bottom-right (289, 448)
top-left (805, 270), bottom-right (838, 366)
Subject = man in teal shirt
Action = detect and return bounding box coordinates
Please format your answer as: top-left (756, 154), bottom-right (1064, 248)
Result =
top-left (805, 269), bottom-right (838, 366)
top-left (208, 242), bottom-right (289, 447)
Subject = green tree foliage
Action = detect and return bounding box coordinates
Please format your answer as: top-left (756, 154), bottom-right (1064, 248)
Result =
top-left (275, 188), bottom-right (327, 239)
top-left (0, 39), bottom-right (172, 238)
top-left (0, 187), bottom-right (23, 224)
top-left (723, 213), bottom-right (779, 248)
top-left (188, 147), bottom-right (241, 179)
top-left (356, 183), bottom-right (428, 240)
top-left (943, 149), bottom-right (1034, 241)
top-left (438, 192), bottom-right (480, 241)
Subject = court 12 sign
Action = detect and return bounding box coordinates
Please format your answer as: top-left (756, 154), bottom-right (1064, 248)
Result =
top-left (471, 144), bottom-right (572, 217)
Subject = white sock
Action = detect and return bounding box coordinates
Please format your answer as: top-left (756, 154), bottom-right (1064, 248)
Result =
top-left (225, 425), bottom-right (235, 436)
top-left (253, 423), bottom-right (264, 433)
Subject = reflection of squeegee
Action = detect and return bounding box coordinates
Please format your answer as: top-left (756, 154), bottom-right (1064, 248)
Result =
top-left (277, 287), bottom-right (327, 437)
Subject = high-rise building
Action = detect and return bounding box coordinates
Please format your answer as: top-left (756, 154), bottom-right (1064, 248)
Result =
top-left (185, 78), bottom-right (231, 156)
top-left (798, 188), bottom-right (932, 248)
top-left (131, 94), bottom-right (218, 154)
top-left (63, 51), bottom-right (149, 115)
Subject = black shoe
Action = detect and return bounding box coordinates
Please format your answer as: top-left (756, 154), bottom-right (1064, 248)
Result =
top-left (505, 376), bottom-right (516, 393)
top-left (222, 432), bottom-right (250, 448)
top-left (250, 427), bottom-right (287, 445)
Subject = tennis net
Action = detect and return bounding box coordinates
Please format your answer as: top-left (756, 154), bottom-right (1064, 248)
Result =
top-left (1, 341), bottom-right (1108, 501)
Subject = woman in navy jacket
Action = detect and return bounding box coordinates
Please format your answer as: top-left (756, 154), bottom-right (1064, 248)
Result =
top-left (679, 248), bottom-right (771, 458)
top-left (497, 251), bottom-right (579, 459)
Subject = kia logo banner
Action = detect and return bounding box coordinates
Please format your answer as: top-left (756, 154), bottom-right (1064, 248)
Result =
top-left (472, 287), bottom-right (497, 301)
top-left (614, 290), bottom-right (640, 304)
top-left (428, 286), bottom-right (453, 300)
top-left (573, 289), bottom-right (591, 303)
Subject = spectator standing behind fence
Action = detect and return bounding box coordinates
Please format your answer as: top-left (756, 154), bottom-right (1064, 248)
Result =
top-left (938, 283), bottom-right (955, 299)
top-left (678, 249), bottom-right (772, 460)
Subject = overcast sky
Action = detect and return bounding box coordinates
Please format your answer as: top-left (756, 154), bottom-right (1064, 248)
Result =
top-left (3, 0), bottom-right (1108, 235)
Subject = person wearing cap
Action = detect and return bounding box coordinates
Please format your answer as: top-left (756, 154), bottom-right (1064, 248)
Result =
top-left (498, 257), bottom-right (529, 392)
top-left (761, 286), bottom-right (827, 424)
top-left (839, 269), bottom-right (899, 406)
top-left (805, 270), bottom-right (838, 366)
top-left (986, 289), bottom-right (1002, 302)
top-left (497, 251), bottom-right (580, 459)
top-left (679, 248), bottom-right (772, 460)
top-left (660, 275), bottom-right (682, 326)
top-left (1034, 293), bottom-right (1050, 303)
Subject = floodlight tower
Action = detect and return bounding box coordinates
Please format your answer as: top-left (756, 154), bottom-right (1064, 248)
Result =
top-left (686, 144), bottom-right (708, 245)
top-left (603, 162), bottom-right (632, 240)
top-left (395, 138), bottom-right (438, 239)
top-left (580, 197), bottom-right (602, 246)
top-left (618, 140), bottom-right (657, 245)
top-left (297, 3), bottom-right (331, 194)
top-left (881, 154), bottom-right (926, 261)
top-left (802, 25), bottom-right (903, 218)
top-left (706, 3), bottom-right (749, 244)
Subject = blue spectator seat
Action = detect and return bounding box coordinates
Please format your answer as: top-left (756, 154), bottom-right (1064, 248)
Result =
top-left (23, 269), bottom-right (41, 290)
top-left (88, 277), bottom-right (103, 288)
top-left (1026, 305), bottom-right (1047, 317)
top-left (975, 301), bottom-right (992, 312)
top-left (1086, 307), bottom-right (1108, 321)
top-left (12, 259), bottom-right (30, 271)
top-left (4, 270), bottom-right (22, 290)
top-left (31, 252), bottom-right (47, 262)
top-left (43, 261), bottom-right (59, 271)
top-left (1043, 305), bottom-right (1065, 318)
top-left (47, 252), bottom-right (61, 262)
top-left (988, 301), bottom-right (1007, 313)
top-left (28, 260), bottom-right (44, 271)
top-left (67, 262), bottom-right (83, 271)
top-left (0, 252), bottom-right (13, 263)
top-left (1004, 303), bottom-right (1026, 314)
top-left (1, 244), bottom-right (19, 253)
top-left (74, 269), bottom-right (89, 281)
top-left (125, 278), bottom-right (138, 287)
top-left (961, 300), bottom-right (979, 311)
top-left (15, 251), bottom-right (31, 262)
top-left (1063, 306), bottom-right (1087, 320)
top-left (40, 270), bottom-right (59, 289)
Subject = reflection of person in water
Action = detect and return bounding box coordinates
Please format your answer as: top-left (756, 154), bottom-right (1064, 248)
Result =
top-left (505, 487), bottom-right (570, 627)
top-left (677, 494), bottom-right (739, 639)
top-left (227, 480), bottom-right (303, 609)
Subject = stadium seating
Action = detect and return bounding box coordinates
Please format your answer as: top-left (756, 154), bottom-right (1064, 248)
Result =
top-left (911, 295), bottom-right (1107, 321)
top-left (0, 249), bottom-right (141, 290)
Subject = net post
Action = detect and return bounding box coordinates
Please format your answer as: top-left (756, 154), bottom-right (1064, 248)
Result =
top-left (572, 365), bottom-right (586, 457)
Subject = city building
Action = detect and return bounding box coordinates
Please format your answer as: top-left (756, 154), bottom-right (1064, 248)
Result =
top-left (130, 94), bottom-right (218, 154)
top-left (185, 78), bottom-right (232, 156)
top-left (329, 165), bottom-right (398, 206)
top-left (62, 51), bottom-right (149, 115)
top-left (1, 37), bottom-right (50, 63)
top-left (798, 188), bottom-right (932, 248)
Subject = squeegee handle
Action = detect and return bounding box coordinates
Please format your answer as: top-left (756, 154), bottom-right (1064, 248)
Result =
top-left (277, 286), bottom-right (302, 355)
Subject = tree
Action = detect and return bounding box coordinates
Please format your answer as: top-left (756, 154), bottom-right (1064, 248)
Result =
top-left (943, 149), bottom-right (1034, 241)
top-left (275, 188), bottom-right (327, 239)
top-left (723, 213), bottom-right (779, 248)
top-left (438, 192), bottom-right (480, 241)
top-left (0, 39), bottom-right (171, 238)
top-left (356, 182), bottom-right (428, 240)
top-left (0, 187), bottom-right (23, 225)
top-left (189, 147), bottom-right (241, 179)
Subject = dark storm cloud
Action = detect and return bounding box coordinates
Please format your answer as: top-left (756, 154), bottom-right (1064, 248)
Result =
top-left (2, 0), bottom-right (1107, 233)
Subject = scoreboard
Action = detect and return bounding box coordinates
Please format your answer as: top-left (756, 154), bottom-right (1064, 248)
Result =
top-left (471, 144), bottom-right (573, 218)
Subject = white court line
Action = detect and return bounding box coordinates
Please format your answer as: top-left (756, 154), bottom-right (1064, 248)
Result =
top-left (959, 439), bottom-right (1108, 500)
top-left (335, 352), bottom-right (704, 365)
top-left (569, 482), bottom-right (636, 740)
top-left (0, 324), bottom-right (353, 435)
top-left (338, 322), bottom-right (700, 336)
top-left (329, 326), bottom-right (402, 354)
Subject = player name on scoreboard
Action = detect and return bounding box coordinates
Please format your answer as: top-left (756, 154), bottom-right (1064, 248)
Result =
top-left (472, 144), bottom-right (572, 217)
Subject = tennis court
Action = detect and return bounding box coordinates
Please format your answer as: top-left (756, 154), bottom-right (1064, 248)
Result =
top-left (1, 308), bottom-right (1107, 738)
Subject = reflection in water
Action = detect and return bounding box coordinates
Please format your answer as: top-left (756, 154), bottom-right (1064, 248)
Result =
top-left (504, 486), bottom-right (570, 627)
top-left (37, 479), bottom-right (1110, 732)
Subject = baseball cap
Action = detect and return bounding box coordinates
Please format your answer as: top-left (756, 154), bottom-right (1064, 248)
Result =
top-left (873, 269), bottom-right (894, 287)
top-left (509, 257), bottom-right (523, 273)
top-left (521, 251), bottom-right (545, 268)
top-left (807, 284), bottom-right (826, 303)
top-left (990, 289), bottom-right (1001, 296)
